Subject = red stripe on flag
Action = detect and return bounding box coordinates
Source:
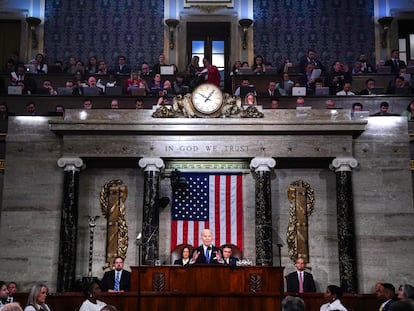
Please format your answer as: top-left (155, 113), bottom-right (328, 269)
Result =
top-left (236, 175), bottom-right (243, 250)
top-left (214, 175), bottom-right (221, 244)
top-left (226, 175), bottom-right (231, 242)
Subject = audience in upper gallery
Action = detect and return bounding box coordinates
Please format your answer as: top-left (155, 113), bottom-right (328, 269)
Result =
top-left (244, 92), bottom-right (257, 105)
top-left (336, 82), bottom-right (355, 96)
top-left (276, 72), bottom-right (295, 96)
top-left (162, 80), bottom-right (172, 95)
top-left (110, 55), bottom-right (131, 75)
top-left (384, 49), bottom-right (407, 74)
top-left (83, 98), bottom-right (93, 109)
top-left (0, 281), bottom-right (9, 308)
top-left (402, 99), bottom-right (414, 120)
top-left (295, 97), bottom-right (306, 108)
top-left (371, 102), bottom-right (399, 116)
top-left (359, 78), bottom-right (377, 95)
top-left (351, 61), bottom-right (363, 75)
top-left (0, 103), bottom-right (11, 120)
top-left (278, 57), bottom-right (294, 74)
top-left (234, 78), bottom-right (253, 97)
top-left (152, 53), bottom-right (168, 75)
top-left (104, 74), bottom-right (119, 88)
top-left (172, 72), bottom-right (190, 95)
top-left (281, 296), bottom-right (305, 311)
top-left (298, 48), bottom-right (325, 73)
top-left (398, 65), bottom-right (413, 87)
top-left (186, 56), bottom-right (201, 90)
top-left (10, 64), bottom-right (37, 94)
top-left (135, 98), bottom-right (144, 109)
top-left (38, 79), bottom-right (57, 95)
top-left (2, 59), bottom-right (16, 74)
top-left (357, 53), bottom-right (376, 73)
top-left (386, 75), bottom-right (413, 95)
top-left (198, 57), bottom-right (221, 87)
top-left (32, 53), bottom-right (48, 74)
top-left (85, 76), bottom-right (104, 94)
top-left (78, 281), bottom-right (106, 311)
top-left (320, 285), bottom-right (347, 311)
top-left (64, 56), bottom-right (78, 74)
top-left (397, 284), bottom-right (414, 300)
top-left (376, 282), bottom-right (397, 311)
top-left (110, 99), bottom-right (119, 109)
top-left (96, 60), bottom-right (109, 75)
top-left (252, 55), bottom-right (266, 75)
top-left (86, 56), bottom-right (99, 74)
top-left (25, 102), bottom-right (37, 116)
top-left (325, 99), bottom-right (335, 109)
top-left (230, 60), bottom-right (242, 76)
top-left (24, 283), bottom-right (52, 311)
top-left (298, 62), bottom-right (317, 94)
top-left (352, 102), bottom-right (363, 113)
top-left (258, 81), bottom-right (280, 98)
top-left (326, 61), bottom-right (352, 95)
top-left (270, 97), bottom-right (279, 109)
top-left (148, 73), bottom-right (164, 93)
top-left (125, 71), bottom-right (147, 95)
top-left (241, 61), bottom-right (250, 68)
top-left (17, 81), bottom-right (31, 95)
top-left (139, 62), bottom-right (152, 77)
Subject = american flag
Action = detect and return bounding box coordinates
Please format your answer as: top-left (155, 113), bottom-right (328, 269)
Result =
top-left (171, 173), bottom-right (243, 251)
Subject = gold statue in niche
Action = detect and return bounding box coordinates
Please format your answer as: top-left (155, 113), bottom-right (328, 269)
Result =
top-left (287, 180), bottom-right (315, 263)
top-left (100, 180), bottom-right (128, 269)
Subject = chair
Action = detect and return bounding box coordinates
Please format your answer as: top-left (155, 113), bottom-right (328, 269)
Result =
top-left (171, 243), bottom-right (194, 264)
top-left (220, 243), bottom-right (242, 260)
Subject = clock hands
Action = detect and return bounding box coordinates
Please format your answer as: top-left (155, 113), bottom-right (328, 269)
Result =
top-left (204, 89), bottom-right (215, 102)
top-left (197, 92), bottom-right (208, 99)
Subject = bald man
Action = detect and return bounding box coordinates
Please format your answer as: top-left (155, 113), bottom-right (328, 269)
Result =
top-left (190, 229), bottom-right (223, 264)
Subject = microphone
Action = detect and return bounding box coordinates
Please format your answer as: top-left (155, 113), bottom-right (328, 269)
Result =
top-left (207, 246), bottom-right (211, 251)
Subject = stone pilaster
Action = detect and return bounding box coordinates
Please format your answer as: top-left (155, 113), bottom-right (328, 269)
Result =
top-left (56, 157), bottom-right (84, 292)
top-left (138, 157), bottom-right (165, 265)
top-left (331, 157), bottom-right (359, 293)
top-left (250, 157), bottom-right (276, 266)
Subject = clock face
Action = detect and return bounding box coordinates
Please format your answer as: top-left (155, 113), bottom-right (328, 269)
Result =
top-left (191, 83), bottom-right (223, 116)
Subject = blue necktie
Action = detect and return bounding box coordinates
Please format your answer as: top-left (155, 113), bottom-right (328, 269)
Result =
top-left (205, 247), bottom-right (210, 263)
top-left (115, 271), bottom-right (120, 291)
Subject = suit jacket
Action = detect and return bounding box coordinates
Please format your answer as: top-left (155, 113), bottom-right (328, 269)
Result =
top-left (382, 298), bottom-right (397, 311)
top-left (173, 258), bottom-right (190, 266)
top-left (191, 245), bottom-right (222, 264)
top-left (223, 256), bottom-right (239, 267)
top-left (101, 269), bottom-right (131, 291)
top-left (286, 271), bottom-right (316, 293)
top-left (384, 59), bottom-right (406, 74)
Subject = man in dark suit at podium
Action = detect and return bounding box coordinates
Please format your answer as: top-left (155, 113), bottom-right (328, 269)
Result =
top-left (222, 244), bottom-right (239, 266)
top-left (190, 229), bottom-right (223, 264)
top-left (101, 256), bottom-right (131, 292)
top-left (286, 257), bottom-right (316, 293)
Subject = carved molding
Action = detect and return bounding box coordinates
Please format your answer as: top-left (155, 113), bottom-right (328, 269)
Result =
top-left (331, 157), bottom-right (358, 172)
top-left (138, 157), bottom-right (165, 171)
top-left (250, 157), bottom-right (276, 172)
top-left (57, 157), bottom-right (84, 171)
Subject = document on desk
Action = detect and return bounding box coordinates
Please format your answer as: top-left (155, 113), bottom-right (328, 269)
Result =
top-left (310, 69), bottom-right (321, 80)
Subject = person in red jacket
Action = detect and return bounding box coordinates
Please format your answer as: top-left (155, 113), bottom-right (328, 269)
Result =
top-left (198, 58), bottom-right (221, 87)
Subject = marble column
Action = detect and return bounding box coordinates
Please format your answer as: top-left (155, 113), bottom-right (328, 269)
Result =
top-left (250, 157), bottom-right (276, 266)
top-left (56, 157), bottom-right (84, 292)
top-left (331, 157), bottom-right (359, 293)
top-left (138, 157), bottom-right (165, 265)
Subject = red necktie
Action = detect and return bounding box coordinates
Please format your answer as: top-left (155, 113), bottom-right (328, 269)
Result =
top-left (299, 272), bottom-right (304, 293)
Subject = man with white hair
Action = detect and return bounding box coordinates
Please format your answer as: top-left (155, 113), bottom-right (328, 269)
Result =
top-left (190, 229), bottom-right (223, 264)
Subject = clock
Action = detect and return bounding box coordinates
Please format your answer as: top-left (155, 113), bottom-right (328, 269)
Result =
top-left (191, 83), bottom-right (223, 117)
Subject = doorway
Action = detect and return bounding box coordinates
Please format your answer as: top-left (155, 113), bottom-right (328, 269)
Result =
top-left (0, 20), bottom-right (21, 68)
top-left (187, 22), bottom-right (231, 91)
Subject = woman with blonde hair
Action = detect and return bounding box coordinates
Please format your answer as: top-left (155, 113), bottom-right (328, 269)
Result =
top-left (24, 283), bottom-right (51, 311)
top-left (1, 302), bottom-right (23, 311)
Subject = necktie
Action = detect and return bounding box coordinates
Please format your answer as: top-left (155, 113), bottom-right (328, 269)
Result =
top-left (205, 247), bottom-right (210, 263)
top-left (394, 60), bottom-right (398, 71)
top-left (115, 271), bottom-right (120, 291)
top-left (299, 272), bottom-right (304, 293)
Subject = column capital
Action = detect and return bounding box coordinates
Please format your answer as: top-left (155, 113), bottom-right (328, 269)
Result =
top-left (139, 157), bottom-right (165, 171)
top-left (57, 157), bottom-right (84, 171)
top-left (331, 157), bottom-right (358, 172)
top-left (250, 157), bottom-right (276, 172)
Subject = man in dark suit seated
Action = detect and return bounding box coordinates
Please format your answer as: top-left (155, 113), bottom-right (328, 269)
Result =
top-left (221, 244), bottom-right (239, 266)
top-left (384, 49), bottom-right (406, 74)
top-left (285, 257), bottom-right (316, 293)
top-left (101, 256), bottom-right (131, 292)
top-left (190, 229), bottom-right (223, 264)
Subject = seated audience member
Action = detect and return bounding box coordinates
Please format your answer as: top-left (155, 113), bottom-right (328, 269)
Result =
top-left (285, 257), bottom-right (316, 293)
top-left (111, 55), bottom-right (131, 75)
top-left (163, 79), bottom-right (172, 91)
top-left (259, 81), bottom-right (281, 98)
top-left (101, 256), bottom-right (131, 292)
top-left (281, 296), bottom-right (305, 311)
top-left (376, 283), bottom-right (397, 311)
top-left (79, 281), bottom-right (106, 311)
top-left (156, 95), bottom-right (170, 106)
top-left (299, 62), bottom-right (317, 94)
top-left (230, 60), bottom-right (242, 76)
top-left (352, 102), bottom-right (363, 113)
top-left (135, 98), bottom-right (144, 109)
top-left (402, 99), bottom-right (414, 120)
top-left (173, 246), bottom-right (191, 266)
top-left (359, 78), bottom-right (377, 95)
top-left (358, 53), bottom-right (376, 73)
top-left (39, 79), bottom-right (57, 95)
top-left (104, 74), bottom-right (119, 88)
top-left (278, 57), bottom-right (294, 74)
top-left (64, 56), bottom-right (78, 74)
top-left (110, 99), bottom-right (119, 109)
top-left (25, 102), bottom-right (37, 116)
top-left (148, 73), bottom-right (164, 93)
top-left (387, 75), bottom-right (413, 95)
top-left (320, 285), bottom-right (347, 311)
top-left (125, 71), bottom-right (146, 94)
top-left (190, 229), bottom-right (223, 265)
top-left (86, 56), bottom-right (99, 74)
top-left (295, 97), bottom-right (306, 108)
top-left (351, 61), bottom-right (363, 75)
top-left (53, 105), bottom-right (65, 116)
top-left (152, 53), bottom-right (168, 75)
top-left (384, 49), bottom-right (407, 74)
top-left (270, 97), bottom-right (279, 109)
top-left (83, 99), bottom-right (93, 109)
top-left (85, 76), bottom-right (104, 94)
top-left (0, 103), bottom-right (11, 120)
top-left (397, 284), bottom-right (414, 300)
top-left (325, 99), bottom-right (335, 109)
top-left (139, 62), bottom-right (152, 77)
top-left (234, 78), bottom-right (254, 97)
top-left (336, 82), bottom-right (355, 96)
top-left (298, 48), bottom-right (325, 73)
top-left (252, 55), bottom-right (266, 75)
top-left (10, 64), bottom-right (37, 94)
top-left (371, 102), bottom-right (398, 116)
top-left (199, 58), bottom-right (221, 87)
top-left (1, 302), bottom-right (23, 311)
top-left (96, 60), bottom-right (109, 75)
top-left (172, 72), bottom-right (190, 95)
top-left (0, 281), bottom-right (9, 308)
top-left (24, 283), bottom-right (51, 311)
top-left (390, 300), bottom-right (414, 311)
top-left (16, 81), bottom-right (31, 95)
top-left (244, 92), bottom-right (257, 106)
top-left (75, 60), bottom-right (86, 75)
top-left (398, 65), bottom-right (413, 87)
top-left (2, 58), bottom-right (16, 74)
top-left (326, 61), bottom-right (352, 95)
top-left (186, 56), bottom-right (200, 86)
top-left (32, 53), bottom-right (48, 74)
top-left (221, 244), bottom-right (239, 266)
top-left (277, 72), bottom-right (295, 96)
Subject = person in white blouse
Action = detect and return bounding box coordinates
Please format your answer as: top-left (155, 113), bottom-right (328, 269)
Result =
top-left (173, 246), bottom-right (191, 266)
top-left (24, 283), bottom-right (51, 311)
top-left (320, 285), bottom-right (347, 311)
top-left (78, 281), bottom-right (106, 311)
